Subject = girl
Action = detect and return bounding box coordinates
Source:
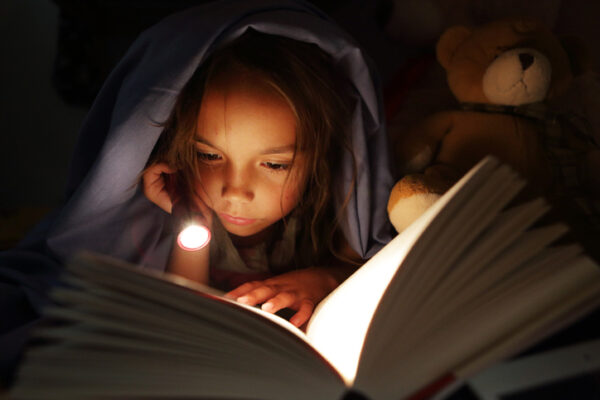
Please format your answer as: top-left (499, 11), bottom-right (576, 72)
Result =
top-left (0, 0), bottom-right (393, 382)
top-left (142, 30), bottom-right (371, 328)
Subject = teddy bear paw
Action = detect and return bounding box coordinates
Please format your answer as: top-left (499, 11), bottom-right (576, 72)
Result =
top-left (388, 192), bottom-right (441, 232)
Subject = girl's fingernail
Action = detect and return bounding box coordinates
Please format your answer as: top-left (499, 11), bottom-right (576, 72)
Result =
top-left (262, 302), bottom-right (274, 312)
top-left (237, 296), bottom-right (250, 304)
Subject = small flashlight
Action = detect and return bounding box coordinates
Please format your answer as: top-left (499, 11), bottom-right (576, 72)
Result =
top-left (177, 223), bottom-right (211, 251)
top-left (172, 202), bottom-right (211, 251)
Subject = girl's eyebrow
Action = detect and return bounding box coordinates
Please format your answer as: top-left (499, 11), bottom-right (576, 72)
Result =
top-left (195, 137), bottom-right (218, 148)
top-left (260, 144), bottom-right (296, 155)
top-left (194, 137), bottom-right (296, 155)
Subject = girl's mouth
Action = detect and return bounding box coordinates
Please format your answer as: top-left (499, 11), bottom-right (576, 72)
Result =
top-left (220, 213), bottom-right (256, 226)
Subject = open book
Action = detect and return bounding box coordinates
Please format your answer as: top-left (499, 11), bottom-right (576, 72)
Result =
top-left (10, 156), bottom-right (600, 400)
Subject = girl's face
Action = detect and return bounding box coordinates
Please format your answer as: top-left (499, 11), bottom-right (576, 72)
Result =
top-left (194, 73), bottom-right (307, 240)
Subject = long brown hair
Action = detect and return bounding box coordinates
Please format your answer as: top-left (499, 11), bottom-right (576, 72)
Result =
top-left (147, 29), bottom-right (357, 266)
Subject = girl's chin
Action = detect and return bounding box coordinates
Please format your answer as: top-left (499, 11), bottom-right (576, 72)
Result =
top-left (225, 226), bottom-right (259, 237)
top-left (223, 223), bottom-right (275, 246)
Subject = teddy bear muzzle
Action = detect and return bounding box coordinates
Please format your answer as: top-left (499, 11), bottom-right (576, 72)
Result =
top-left (482, 47), bottom-right (552, 106)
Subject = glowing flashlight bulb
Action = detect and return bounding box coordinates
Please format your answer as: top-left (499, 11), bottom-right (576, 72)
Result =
top-left (177, 224), bottom-right (211, 251)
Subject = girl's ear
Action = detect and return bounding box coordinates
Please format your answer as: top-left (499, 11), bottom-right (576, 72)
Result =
top-left (436, 25), bottom-right (472, 69)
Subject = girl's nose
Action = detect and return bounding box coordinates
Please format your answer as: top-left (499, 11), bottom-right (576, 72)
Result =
top-left (221, 166), bottom-right (254, 203)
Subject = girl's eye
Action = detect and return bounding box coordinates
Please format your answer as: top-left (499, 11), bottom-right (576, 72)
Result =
top-left (197, 152), bottom-right (221, 162)
top-left (263, 162), bottom-right (290, 171)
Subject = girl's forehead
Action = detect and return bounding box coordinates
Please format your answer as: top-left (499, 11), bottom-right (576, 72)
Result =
top-left (206, 69), bottom-right (280, 103)
top-left (207, 65), bottom-right (296, 113)
top-left (197, 75), bottom-right (298, 150)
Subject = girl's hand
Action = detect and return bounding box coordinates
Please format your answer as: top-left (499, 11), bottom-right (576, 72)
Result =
top-left (225, 267), bottom-right (341, 328)
top-left (142, 163), bottom-right (176, 213)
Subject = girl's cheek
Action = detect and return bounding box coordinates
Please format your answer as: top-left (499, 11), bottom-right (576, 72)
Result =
top-left (194, 176), bottom-right (216, 207)
top-left (287, 171), bottom-right (307, 202)
top-left (281, 184), bottom-right (303, 207)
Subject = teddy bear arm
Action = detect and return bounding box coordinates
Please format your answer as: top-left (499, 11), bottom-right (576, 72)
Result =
top-left (387, 174), bottom-right (441, 232)
top-left (386, 163), bottom-right (460, 233)
top-left (393, 111), bottom-right (455, 174)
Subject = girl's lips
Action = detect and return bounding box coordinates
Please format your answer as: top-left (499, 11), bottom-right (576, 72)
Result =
top-left (220, 213), bottom-right (256, 226)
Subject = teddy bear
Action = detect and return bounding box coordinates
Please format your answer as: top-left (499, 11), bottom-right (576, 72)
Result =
top-left (378, 0), bottom-right (565, 147)
top-left (386, 18), bottom-right (600, 259)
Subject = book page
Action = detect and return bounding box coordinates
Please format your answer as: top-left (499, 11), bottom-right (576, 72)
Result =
top-left (349, 167), bottom-right (548, 397)
top-left (11, 252), bottom-right (347, 400)
top-left (305, 156), bottom-right (505, 384)
top-left (468, 337), bottom-right (600, 400)
top-left (305, 217), bottom-right (432, 384)
top-left (455, 255), bottom-right (600, 378)
top-left (68, 252), bottom-right (309, 341)
top-left (350, 181), bottom-right (600, 400)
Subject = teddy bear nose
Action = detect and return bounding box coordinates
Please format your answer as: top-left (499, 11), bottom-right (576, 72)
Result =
top-left (519, 52), bottom-right (534, 70)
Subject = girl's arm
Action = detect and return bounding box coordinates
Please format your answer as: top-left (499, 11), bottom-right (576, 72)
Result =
top-left (226, 237), bottom-right (362, 328)
top-left (143, 163), bottom-right (212, 285)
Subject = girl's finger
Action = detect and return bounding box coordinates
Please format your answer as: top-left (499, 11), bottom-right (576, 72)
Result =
top-left (143, 180), bottom-right (173, 213)
top-left (235, 284), bottom-right (277, 306)
top-left (148, 164), bottom-right (174, 188)
top-left (289, 299), bottom-right (314, 327)
top-left (156, 194), bottom-right (174, 213)
top-left (225, 281), bottom-right (262, 299)
top-left (261, 291), bottom-right (296, 313)
top-left (145, 163), bottom-right (174, 182)
top-left (152, 163), bottom-right (176, 175)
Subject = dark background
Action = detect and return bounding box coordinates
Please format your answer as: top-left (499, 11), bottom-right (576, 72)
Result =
top-left (1, 0), bottom-right (599, 246)
top-left (1, 1), bottom-right (599, 397)
top-left (0, 0), bottom-right (409, 248)
top-left (0, 0), bottom-right (405, 206)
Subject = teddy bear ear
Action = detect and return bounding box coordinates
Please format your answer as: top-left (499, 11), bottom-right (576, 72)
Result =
top-left (512, 19), bottom-right (541, 34)
top-left (436, 25), bottom-right (472, 69)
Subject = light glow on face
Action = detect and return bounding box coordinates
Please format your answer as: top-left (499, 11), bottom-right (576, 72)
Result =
top-left (177, 224), bottom-right (211, 251)
top-left (194, 73), bottom-right (306, 239)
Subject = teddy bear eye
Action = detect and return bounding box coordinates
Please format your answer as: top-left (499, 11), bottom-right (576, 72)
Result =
top-left (492, 46), bottom-right (511, 59)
